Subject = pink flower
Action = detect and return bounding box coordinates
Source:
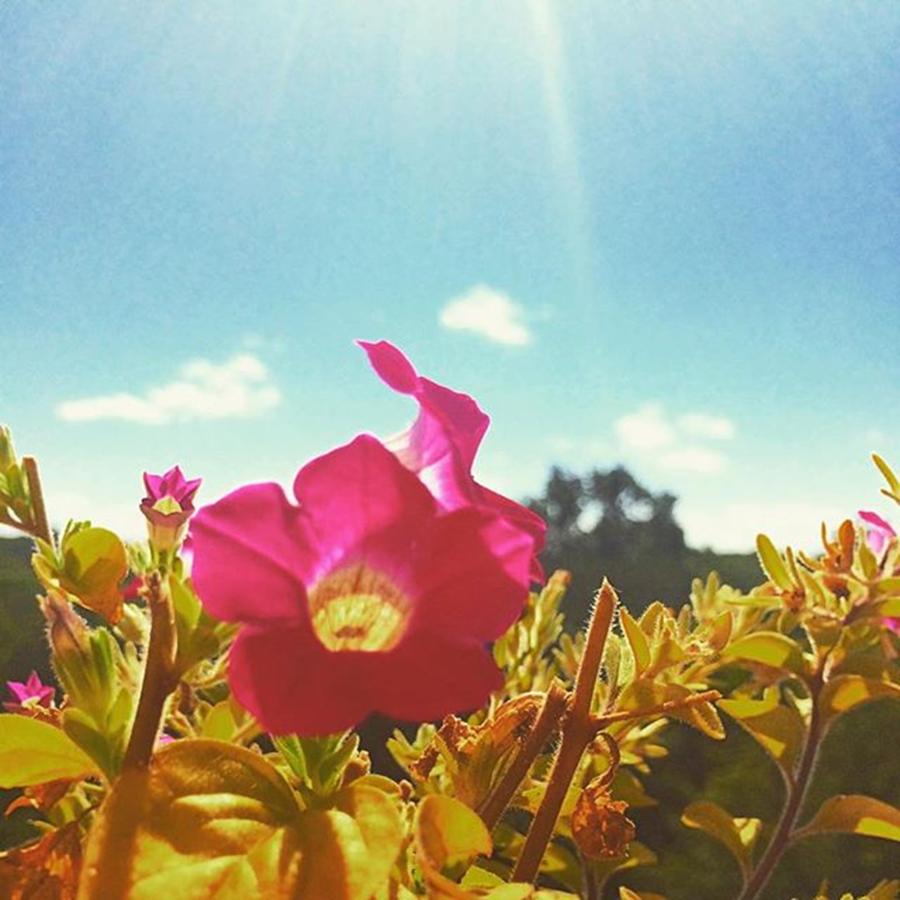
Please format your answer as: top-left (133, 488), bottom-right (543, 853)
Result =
top-left (859, 510), bottom-right (899, 634)
top-left (359, 340), bottom-right (546, 580)
top-left (859, 510), bottom-right (896, 556)
top-left (191, 435), bottom-right (533, 735)
top-left (141, 465), bottom-right (202, 551)
top-left (4, 671), bottom-right (55, 713)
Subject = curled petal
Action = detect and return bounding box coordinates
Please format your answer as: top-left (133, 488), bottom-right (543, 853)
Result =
top-left (859, 509), bottom-right (896, 555)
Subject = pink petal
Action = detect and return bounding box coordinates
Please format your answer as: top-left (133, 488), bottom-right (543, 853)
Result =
top-left (367, 633), bottom-right (503, 722)
top-left (229, 623), bottom-right (372, 736)
top-left (143, 472), bottom-right (163, 497)
top-left (360, 339), bottom-right (489, 490)
top-left (291, 435), bottom-right (436, 579)
top-left (357, 340), bottom-right (419, 393)
top-left (191, 483), bottom-right (312, 625)
top-left (411, 508), bottom-right (533, 640)
top-left (859, 509), bottom-right (896, 554)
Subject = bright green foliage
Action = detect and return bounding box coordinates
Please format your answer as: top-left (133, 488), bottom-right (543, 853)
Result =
top-left (32, 522), bottom-right (128, 623)
top-left (0, 715), bottom-right (98, 788)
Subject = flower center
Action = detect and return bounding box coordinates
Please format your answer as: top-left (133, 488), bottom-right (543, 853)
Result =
top-left (308, 564), bottom-right (409, 653)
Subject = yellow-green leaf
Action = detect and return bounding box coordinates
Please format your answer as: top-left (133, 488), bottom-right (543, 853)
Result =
top-left (719, 696), bottom-right (806, 775)
top-left (415, 794), bottom-right (491, 871)
top-left (78, 739), bottom-right (402, 900)
top-left (818, 675), bottom-right (900, 724)
top-left (620, 610), bottom-right (650, 674)
top-left (721, 631), bottom-right (804, 674)
top-left (795, 794), bottom-right (900, 842)
top-left (0, 714), bottom-right (99, 787)
top-left (294, 782), bottom-right (404, 900)
top-left (756, 534), bottom-right (793, 590)
top-left (681, 800), bottom-right (761, 877)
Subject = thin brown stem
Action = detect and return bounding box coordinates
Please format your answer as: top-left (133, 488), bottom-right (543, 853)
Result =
top-left (22, 456), bottom-right (52, 545)
top-left (737, 677), bottom-right (823, 900)
top-left (478, 680), bottom-right (569, 830)
top-left (513, 579), bottom-right (617, 884)
top-left (122, 573), bottom-right (178, 770)
top-left (592, 689), bottom-right (722, 730)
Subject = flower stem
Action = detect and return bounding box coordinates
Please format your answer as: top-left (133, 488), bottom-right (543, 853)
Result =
top-left (22, 456), bottom-right (52, 546)
top-left (122, 572), bottom-right (178, 770)
top-left (737, 678), bottom-right (823, 900)
top-left (512, 580), bottom-right (617, 884)
top-left (478, 679), bottom-right (569, 830)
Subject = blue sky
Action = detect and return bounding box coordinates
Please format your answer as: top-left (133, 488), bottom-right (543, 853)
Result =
top-left (1, 1), bottom-right (898, 552)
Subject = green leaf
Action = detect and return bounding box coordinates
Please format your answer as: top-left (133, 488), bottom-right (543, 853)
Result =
top-left (199, 701), bottom-right (238, 741)
top-left (34, 526), bottom-right (128, 623)
top-left (681, 800), bottom-right (761, 877)
top-left (415, 794), bottom-right (492, 871)
top-left (78, 739), bottom-right (403, 900)
top-left (295, 782), bottom-right (405, 900)
top-left (795, 794), bottom-right (900, 842)
top-left (0, 713), bottom-right (99, 787)
top-left (620, 610), bottom-right (650, 674)
top-left (721, 631), bottom-right (805, 675)
top-left (818, 675), bottom-right (900, 724)
top-left (719, 696), bottom-right (806, 775)
top-left (756, 534), bottom-right (793, 590)
top-left (170, 576), bottom-right (222, 675)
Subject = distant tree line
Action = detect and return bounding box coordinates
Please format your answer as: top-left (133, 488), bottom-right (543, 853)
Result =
top-left (527, 465), bottom-right (759, 627)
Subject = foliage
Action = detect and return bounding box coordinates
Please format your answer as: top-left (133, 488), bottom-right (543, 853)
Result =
top-left (0, 424), bottom-right (897, 899)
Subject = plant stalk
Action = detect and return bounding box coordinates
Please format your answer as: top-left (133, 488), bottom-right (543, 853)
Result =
top-left (122, 572), bottom-right (178, 770)
top-left (22, 456), bottom-right (52, 545)
top-left (478, 679), bottom-right (569, 830)
top-left (512, 579), bottom-right (617, 883)
top-left (737, 678), bottom-right (823, 900)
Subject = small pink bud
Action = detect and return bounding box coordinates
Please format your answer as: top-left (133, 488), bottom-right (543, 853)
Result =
top-left (140, 466), bottom-right (202, 552)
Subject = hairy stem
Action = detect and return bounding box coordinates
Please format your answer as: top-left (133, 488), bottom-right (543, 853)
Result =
top-left (512, 579), bottom-right (617, 884)
top-left (122, 572), bottom-right (178, 770)
top-left (737, 678), bottom-right (823, 900)
top-left (22, 456), bottom-right (52, 545)
top-left (478, 680), bottom-right (569, 830)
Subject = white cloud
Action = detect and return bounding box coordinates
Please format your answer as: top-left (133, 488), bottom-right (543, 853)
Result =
top-left (439, 285), bottom-right (532, 346)
top-left (611, 403), bottom-right (735, 473)
top-left (679, 500), bottom-right (845, 553)
top-left (678, 412), bottom-right (736, 441)
top-left (614, 403), bottom-right (676, 451)
top-left (658, 446), bottom-right (727, 474)
top-left (56, 353), bottom-right (281, 425)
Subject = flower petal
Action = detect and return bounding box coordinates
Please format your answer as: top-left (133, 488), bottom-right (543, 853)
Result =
top-left (360, 339), bottom-right (488, 486)
top-left (367, 633), bottom-right (503, 722)
top-left (191, 483), bottom-right (311, 625)
top-left (357, 339), bottom-right (419, 393)
top-left (292, 435), bottom-right (436, 578)
top-left (859, 509), bottom-right (896, 554)
top-left (229, 623), bottom-right (372, 736)
top-left (411, 508), bottom-right (534, 640)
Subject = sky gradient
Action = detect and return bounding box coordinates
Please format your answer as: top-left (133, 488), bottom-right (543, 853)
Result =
top-left (2, 1), bottom-right (898, 552)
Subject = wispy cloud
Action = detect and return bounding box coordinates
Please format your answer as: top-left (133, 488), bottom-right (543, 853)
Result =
top-left (614, 403), bottom-right (676, 451)
top-left (613, 403), bottom-right (735, 474)
top-left (439, 285), bottom-right (532, 346)
top-left (678, 413), bottom-right (736, 441)
top-left (56, 354), bottom-right (281, 425)
top-left (659, 446), bottom-right (727, 474)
